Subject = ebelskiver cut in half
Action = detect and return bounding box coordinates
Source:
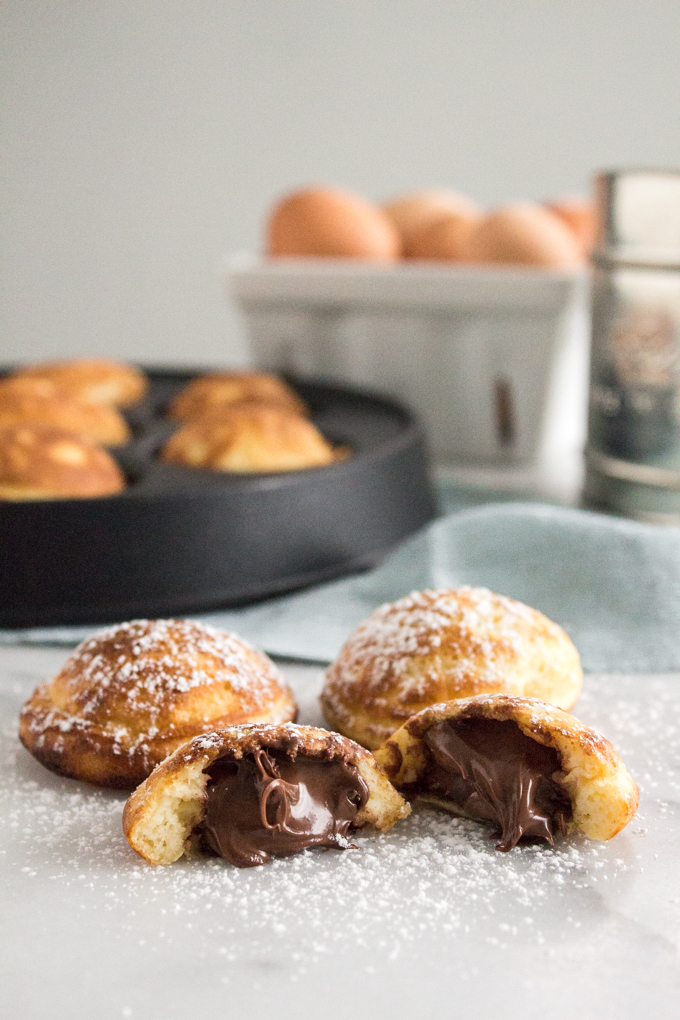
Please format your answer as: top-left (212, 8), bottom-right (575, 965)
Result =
top-left (123, 724), bottom-right (410, 868)
top-left (374, 695), bottom-right (639, 852)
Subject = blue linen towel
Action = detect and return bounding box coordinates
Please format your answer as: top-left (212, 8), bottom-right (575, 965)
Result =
top-left (3, 502), bottom-right (680, 673)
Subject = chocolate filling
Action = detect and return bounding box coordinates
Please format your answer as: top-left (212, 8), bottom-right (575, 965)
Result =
top-left (200, 748), bottom-right (369, 868)
top-left (413, 718), bottom-right (571, 851)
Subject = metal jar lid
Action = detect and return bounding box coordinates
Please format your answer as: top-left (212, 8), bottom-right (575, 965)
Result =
top-left (594, 169), bottom-right (680, 269)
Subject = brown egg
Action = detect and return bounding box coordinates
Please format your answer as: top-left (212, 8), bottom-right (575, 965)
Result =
top-left (383, 189), bottom-right (481, 257)
top-left (408, 208), bottom-right (482, 261)
top-left (266, 187), bottom-right (401, 261)
top-left (466, 203), bottom-right (584, 267)
top-left (545, 197), bottom-right (597, 256)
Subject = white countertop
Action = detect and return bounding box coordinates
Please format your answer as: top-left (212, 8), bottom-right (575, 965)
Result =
top-left (2, 645), bottom-right (679, 1019)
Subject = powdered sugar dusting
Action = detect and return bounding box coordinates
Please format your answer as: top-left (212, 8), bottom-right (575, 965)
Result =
top-left (26, 618), bottom-right (288, 735)
top-left (19, 620), bottom-right (293, 774)
top-left (62, 618), bottom-right (284, 704)
top-left (3, 666), bottom-right (679, 984)
top-left (323, 587), bottom-right (554, 714)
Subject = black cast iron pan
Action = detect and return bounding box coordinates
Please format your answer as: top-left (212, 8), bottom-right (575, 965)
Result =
top-left (0, 368), bottom-right (435, 627)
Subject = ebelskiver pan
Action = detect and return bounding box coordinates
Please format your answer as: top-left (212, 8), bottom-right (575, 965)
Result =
top-left (0, 368), bottom-right (435, 627)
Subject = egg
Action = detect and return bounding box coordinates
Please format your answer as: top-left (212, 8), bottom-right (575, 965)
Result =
top-left (465, 202), bottom-right (584, 267)
top-left (383, 189), bottom-right (481, 257)
top-left (266, 186), bottom-right (401, 260)
top-left (408, 207), bottom-right (482, 261)
top-left (545, 197), bottom-right (597, 256)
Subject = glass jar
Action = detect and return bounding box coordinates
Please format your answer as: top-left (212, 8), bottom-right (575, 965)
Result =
top-left (585, 169), bottom-right (680, 521)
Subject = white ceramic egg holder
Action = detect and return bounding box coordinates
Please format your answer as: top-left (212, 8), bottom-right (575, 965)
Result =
top-left (226, 255), bottom-right (590, 467)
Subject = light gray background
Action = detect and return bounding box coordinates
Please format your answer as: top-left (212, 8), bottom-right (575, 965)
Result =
top-left (2, 0), bottom-right (680, 367)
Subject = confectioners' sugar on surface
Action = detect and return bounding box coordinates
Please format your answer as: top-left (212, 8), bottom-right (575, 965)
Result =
top-left (1, 655), bottom-right (679, 1019)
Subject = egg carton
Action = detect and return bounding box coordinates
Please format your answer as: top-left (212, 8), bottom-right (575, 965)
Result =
top-left (227, 256), bottom-right (590, 465)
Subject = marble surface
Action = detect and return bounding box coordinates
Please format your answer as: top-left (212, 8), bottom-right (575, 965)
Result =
top-left (2, 645), bottom-right (680, 1020)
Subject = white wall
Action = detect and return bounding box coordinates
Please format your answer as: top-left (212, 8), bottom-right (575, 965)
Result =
top-left (2, 0), bottom-right (679, 367)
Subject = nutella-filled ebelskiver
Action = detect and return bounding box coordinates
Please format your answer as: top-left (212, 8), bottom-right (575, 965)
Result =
top-left (415, 718), bottom-right (571, 851)
top-left (374, 695), bottom-right (640, 851)
top-left (200, 747), bottom-right (369, 867)
top-left (123, 724), bottom-right (410, 868)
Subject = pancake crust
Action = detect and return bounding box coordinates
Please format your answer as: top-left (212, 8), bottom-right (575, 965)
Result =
top-left (0, 376), bottom-right (65, 400)
top-left (19, 619), bottom-right (298, 788)
top-left (11, 358), bottom-right (147, 406)
top-left (374, 694), bottom-right (639, 843)
top-left (0, 386), bottom-right (130, 445)
top-left (0, 424), bottom-right (125, 500)
top-left (162, 402), bottom-right (337, 473)
top-left (168, 372), bottom-right (307, 421)
top-left (123, 722), bottom-right (410, 865)
top-left (321, 587), bottom-right (584, 749)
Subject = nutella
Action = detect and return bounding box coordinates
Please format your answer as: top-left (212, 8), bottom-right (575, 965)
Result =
top-left (201, 748), bottom-right (369, 867)
top-left (416, 718), bottom-right (571, 851)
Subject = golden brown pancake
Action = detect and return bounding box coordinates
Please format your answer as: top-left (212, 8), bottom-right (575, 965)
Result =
top-left (0, 384), bottom-right (130, 446)
top-left (19, 619), bottom-right (298, 788)
top-left (0, 424), bottom-right (125, 500)
top-left (11, 358), bottom-right (147, 407)
top-left (375, 694), bottom-right (639, 848)
top-left (123, 723), bottom-right (410, 866)
top-left (168, 372), bottom-right (306, 421)
top-left (0, 375), bottom-right (62, 400)
top-left (162, 402), bottom-right (337, 473)
top-left (321, 587), bottom-right (583, 749)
